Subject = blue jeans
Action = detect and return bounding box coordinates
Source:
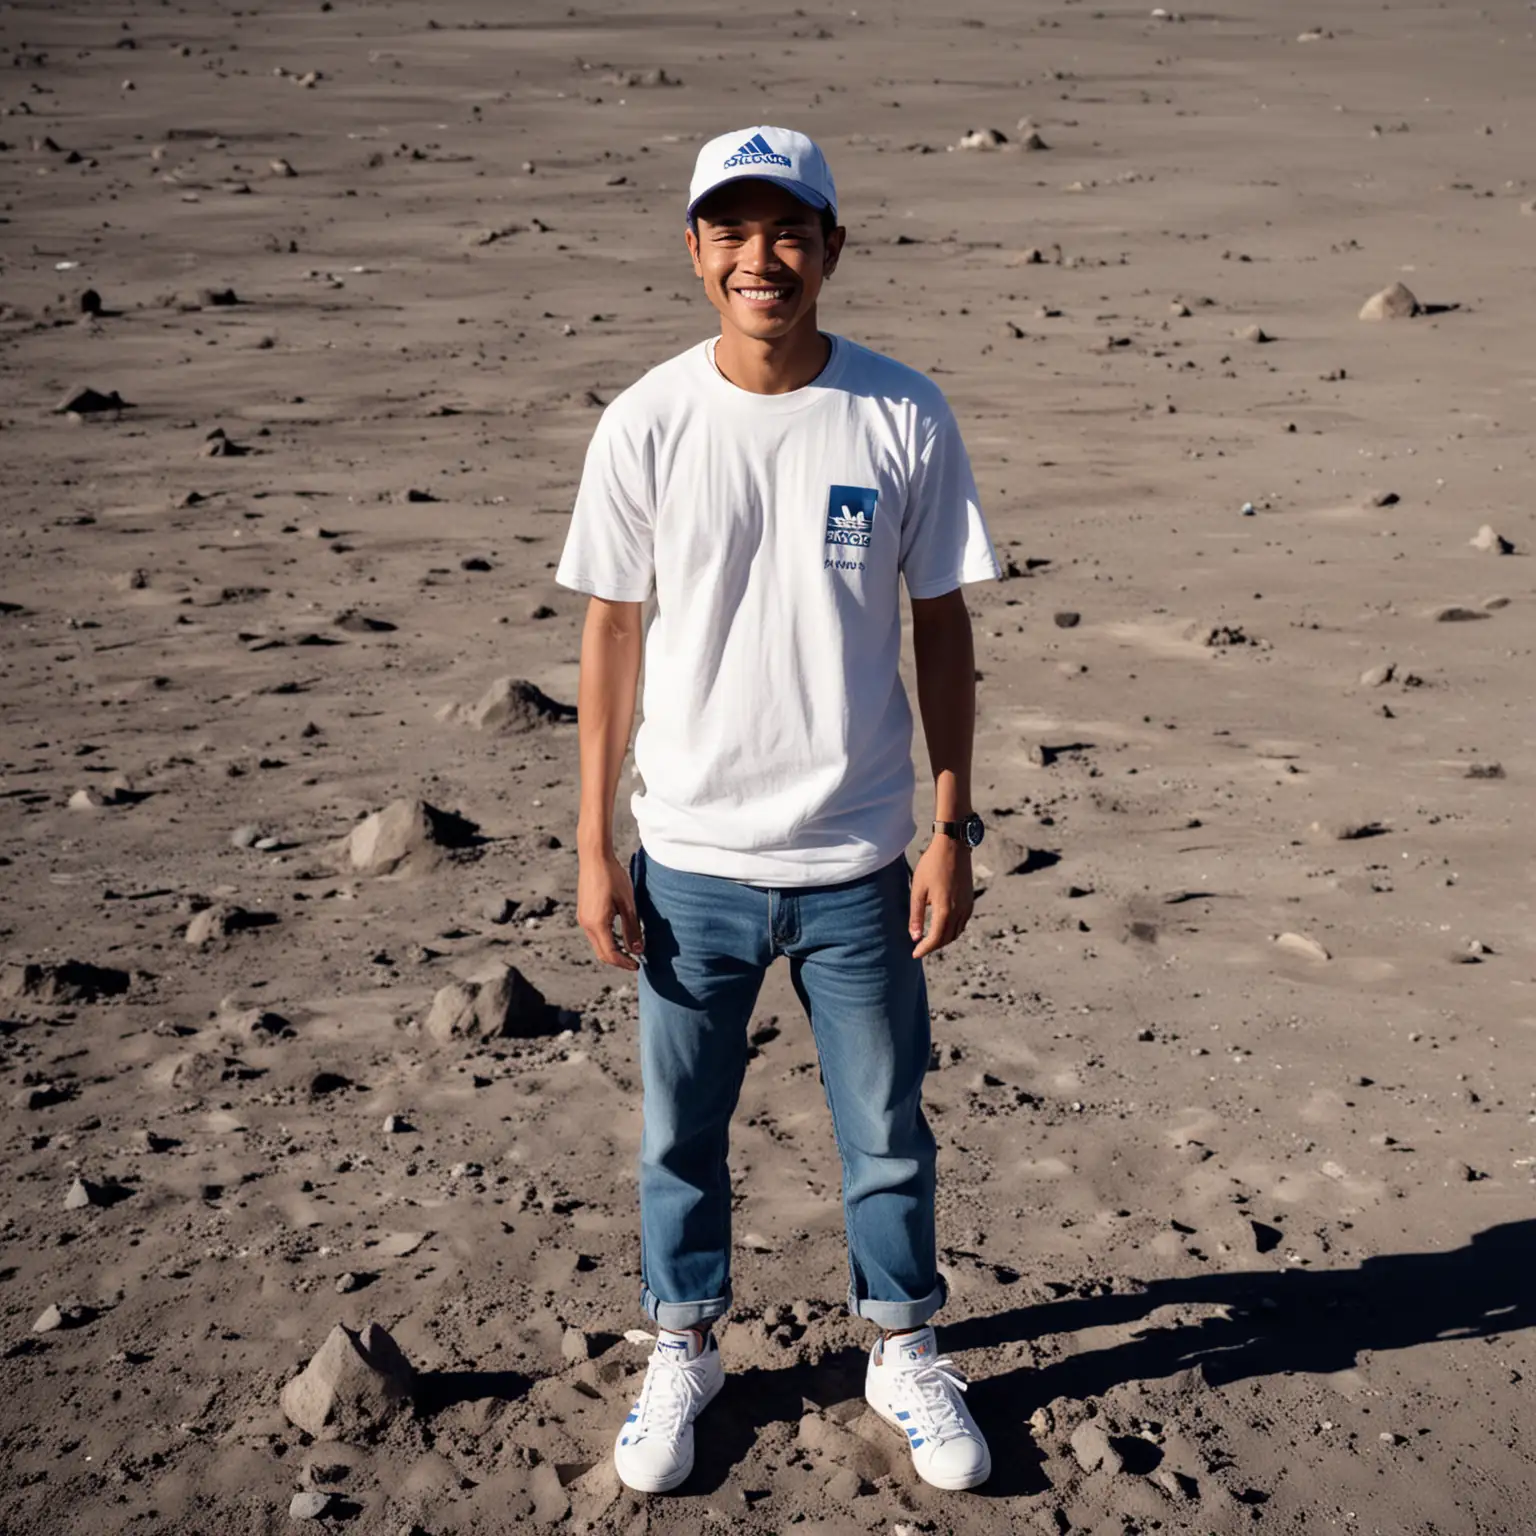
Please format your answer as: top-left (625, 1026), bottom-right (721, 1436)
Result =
top-left (629, 843), bottom-right (945, 1332)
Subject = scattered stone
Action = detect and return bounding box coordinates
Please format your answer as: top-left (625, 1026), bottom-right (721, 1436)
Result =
top-left (335, 1273), bottom-right (360, 1294)
top-left (337, 798), bottom-right (479, 876)
top-left (383, 1113), bottom-right (412, 1134)
top-left (79, 289), bottom-right (104, 316)
top-left (529, 1463), bottom-right (570, 1525)
top-left (34, 1304), bottom-right (68, 1333)
top-left (269, 157), bottom-right (298, 177)
top-left (202, 427), bottom-right (249, 458)
top-left (379, 1231), bottom-right (427, 1257)
top-left (131, 1128), bottom-right (174, 1153)
top-left (456, 677), bottom-right (577, 732)
top-left (1359, 662), bottom-right (1396, 687)
top-left (825, 1466), bottom-right (868, 1501)
top-left (334, 610), bottom-right (397, 634)
top-left (69, 786), bottom-right (110, 811)
top-left (604, 66), bottom-right (681, 87)
top-left (1470, 525), bottom-right (1514, 554)
top-left (1430, 604), bottom-right (1486, 623)
top-left (1359, 282), bottom-right (1421, 320)
top-left (231, 1007), bottom-right (292, 1038)
top-left (956, 127), bottom-right (1007, 150)
top-left (15, 1081), bottom-right (75, 1111)
top-left (481, 895), bottom-right (517, 924)
top-left (1169, 300), bottom-right (1191, 317)
top-left (424, 960), bottom-right (550, 1043)
top-left (279, 1322), bottom-right (415, 1441)
top-left (1020, 246), bottom-right (1046, 264)
top-left (561, 1328), bottom-right (592, 1362)
top-left (186, 903), bottom-right (273, 946)
top-left (1274, 931), bottom-right (1331, 962)
top-left (64, 1177), bottom-right (102, 1210)
top-left (1154, 1468), bottom-right (1199, 1500)
top-left (1237, 324), bottom-right (1273, 343)
top-left (1364, 489), bottom-right (1400, 507)
top-left (1187, 621), bottom-right (1255, 648)
top-left (301, 1452), bottom-right (359, 1488)
top-left (0, 960), bottom-right (130, 1004)
top-left (1070, 1421), bottom-right (1124, 1475)
top-left (1310, 819), bottom-right (1385, 842)
top-left (1053, 611), bottom-right (1081, 628)
top-left (1465, 762), bottom-right (1505, 780)
top-left (54, 385), bottom-right (131, 418)
top-left (289, 1490), bottom-right (332, 1521)
top-left (173, 287), bottom-right (240, 311)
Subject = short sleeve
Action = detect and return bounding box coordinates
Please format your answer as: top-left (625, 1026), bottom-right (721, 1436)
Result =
top-left (554, 406), bottom-right (655, 602)
top-left (899, 401), bottom-right (1003, 600)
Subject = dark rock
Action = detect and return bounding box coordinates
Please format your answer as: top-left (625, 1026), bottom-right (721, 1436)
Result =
top-left (0, 960), bottom-right (130, 1004)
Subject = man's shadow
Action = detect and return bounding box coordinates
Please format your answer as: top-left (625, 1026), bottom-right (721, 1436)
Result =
top-left (691, 1221), bottom-right (1535, 1496)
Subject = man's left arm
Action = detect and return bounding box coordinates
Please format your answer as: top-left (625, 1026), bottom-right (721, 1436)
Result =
top-left (908, 587), bottom-right (977, 959)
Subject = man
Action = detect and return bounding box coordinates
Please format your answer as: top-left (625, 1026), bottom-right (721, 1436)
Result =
top-left (556, 125), bottom-right (1002, 1496)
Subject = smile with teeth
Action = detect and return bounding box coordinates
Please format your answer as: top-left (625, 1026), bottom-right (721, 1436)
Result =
top-left (736, 286), bottom-right (793, 304)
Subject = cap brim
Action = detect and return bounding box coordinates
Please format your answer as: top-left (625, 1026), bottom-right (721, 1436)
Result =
top-left (686, 174), bottom-right (833, 222)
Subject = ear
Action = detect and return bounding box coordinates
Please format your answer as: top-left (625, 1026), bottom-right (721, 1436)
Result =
top-left (822, 224), bottom-right (847, 281)
top-left (685, 224), bottom-right (705, 279)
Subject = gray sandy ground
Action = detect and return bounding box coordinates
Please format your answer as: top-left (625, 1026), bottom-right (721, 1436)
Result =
top-left (0, 2), bottom-right (1532, 1532)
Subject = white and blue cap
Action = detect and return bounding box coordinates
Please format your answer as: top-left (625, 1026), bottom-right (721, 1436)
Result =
top-left (687, 125), bottom-right (837, 226)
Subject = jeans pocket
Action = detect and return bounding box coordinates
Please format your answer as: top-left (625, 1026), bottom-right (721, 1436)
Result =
top-left (630, 845), bottom-right (647, 923)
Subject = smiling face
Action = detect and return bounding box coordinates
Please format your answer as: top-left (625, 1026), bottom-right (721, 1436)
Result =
top-left (686, 179), bottom-right (844, 344)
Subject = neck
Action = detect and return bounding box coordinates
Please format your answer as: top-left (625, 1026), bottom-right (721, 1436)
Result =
top-left (713, 316), bottom-right (830, 395)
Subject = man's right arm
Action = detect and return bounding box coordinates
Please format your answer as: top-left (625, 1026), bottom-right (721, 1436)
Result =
top-left (574, 596), bottom-right (646, 968)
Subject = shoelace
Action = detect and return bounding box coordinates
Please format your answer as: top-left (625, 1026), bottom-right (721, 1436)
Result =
top-left (895, 1355), bottom-right (973, 1445)
top-left (631, 1345), bottom-right (714, 1440)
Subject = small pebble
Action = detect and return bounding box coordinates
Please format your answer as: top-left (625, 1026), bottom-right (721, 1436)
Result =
top-left (289, 1489), bottom-right (332, 1520)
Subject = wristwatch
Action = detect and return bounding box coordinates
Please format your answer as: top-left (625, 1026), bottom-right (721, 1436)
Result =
top-left (933, 813), bottom-right (985, 849)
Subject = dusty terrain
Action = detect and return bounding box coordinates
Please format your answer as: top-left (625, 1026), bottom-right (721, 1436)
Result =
top-left (1, 1), bottom-right (1533, 1532)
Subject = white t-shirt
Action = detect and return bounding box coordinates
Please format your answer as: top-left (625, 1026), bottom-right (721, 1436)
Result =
top-left (555, 332), bottom-right (1002, 887)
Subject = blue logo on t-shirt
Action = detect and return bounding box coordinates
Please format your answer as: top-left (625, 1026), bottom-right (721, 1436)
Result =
top-left (826, 485), bottom-right (878, 549)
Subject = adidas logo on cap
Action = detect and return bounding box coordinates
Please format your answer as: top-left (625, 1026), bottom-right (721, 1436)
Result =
top-left (723, 132), bottom-right (793, 170)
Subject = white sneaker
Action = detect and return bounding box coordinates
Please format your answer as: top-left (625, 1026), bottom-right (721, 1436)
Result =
top-left (865, 1327), bottom-right (991, 1490)
top-left (613, 1328), bottom-right (725, 1494)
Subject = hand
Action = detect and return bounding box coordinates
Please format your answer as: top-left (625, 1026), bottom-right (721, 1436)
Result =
top-left (576, 850), bottom-right (646, 971)
top-left (909, 836), bottom-right (974, 959)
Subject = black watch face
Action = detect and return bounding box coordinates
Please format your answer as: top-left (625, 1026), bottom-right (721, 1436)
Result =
top-left (964, 813), bottom-right (985, 848)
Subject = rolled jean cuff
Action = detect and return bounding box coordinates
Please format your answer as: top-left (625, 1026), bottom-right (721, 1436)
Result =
top-left (642, 1284), bottom-right (732, 1332)
top-left (848, 1276), bottom-right (946, 1330)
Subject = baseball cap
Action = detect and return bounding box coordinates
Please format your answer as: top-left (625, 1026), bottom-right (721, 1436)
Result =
top-left (686, 126), bottom-right (837, 225)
